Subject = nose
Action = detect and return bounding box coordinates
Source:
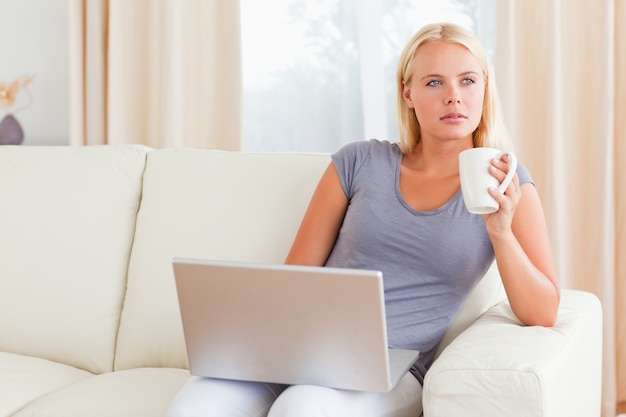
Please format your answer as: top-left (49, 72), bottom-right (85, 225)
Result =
top-left (446, 96), bottom-right (461, 104)
top-left (445, 86), bottom-right (461, 104)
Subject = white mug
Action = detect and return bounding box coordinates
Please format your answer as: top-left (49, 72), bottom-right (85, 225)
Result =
top-left (459, 147), bottom-right (518, 214)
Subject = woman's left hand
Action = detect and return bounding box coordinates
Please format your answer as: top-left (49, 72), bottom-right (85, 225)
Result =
top-left (482, 153), bottom-right (522, 237)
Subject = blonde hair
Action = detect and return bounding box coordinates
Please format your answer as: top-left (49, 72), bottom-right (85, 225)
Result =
top-left (396, 23), bottom-right (513, 154)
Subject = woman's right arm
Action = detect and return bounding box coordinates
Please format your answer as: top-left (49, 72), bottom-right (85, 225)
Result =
top-left (285, 162), bottom-right (348, 266)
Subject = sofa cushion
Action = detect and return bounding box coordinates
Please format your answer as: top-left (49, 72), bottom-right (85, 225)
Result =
top-left (12, 368), bottom-right (190, 417)
top-left (115, 149), bottom-right (331, 370)
top-left (0, 351), bottom-right (92, 416)
top-left (0, 145), bottom-right (150, 374)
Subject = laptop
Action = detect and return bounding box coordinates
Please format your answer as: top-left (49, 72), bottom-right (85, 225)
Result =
top-left (172, 257), bottom-right (419, 392)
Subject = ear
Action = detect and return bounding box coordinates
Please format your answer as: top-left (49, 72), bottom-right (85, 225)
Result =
top-left (402, 81), bottom-right (415, 109)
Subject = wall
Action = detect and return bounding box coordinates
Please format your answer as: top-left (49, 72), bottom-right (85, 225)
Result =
top-left (0, 0), bottom-right (69, 145)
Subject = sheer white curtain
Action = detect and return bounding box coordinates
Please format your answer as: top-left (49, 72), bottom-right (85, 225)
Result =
top-left (240, 0), bottom-right (495, 152)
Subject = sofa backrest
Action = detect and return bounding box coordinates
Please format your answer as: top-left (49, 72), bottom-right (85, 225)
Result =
top-left (0, 145), bottom-right (149, 374)
top-left (114, 149), bottom-right (331, 370)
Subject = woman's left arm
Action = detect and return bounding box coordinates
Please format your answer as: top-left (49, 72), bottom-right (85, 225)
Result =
top-left (485, 155), bottom-right (561, 327)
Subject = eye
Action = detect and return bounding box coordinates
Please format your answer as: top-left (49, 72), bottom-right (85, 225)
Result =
top-left (461, 77), bottom-right (476, 85)
top-left (426, 79), bottom-right (442, 86)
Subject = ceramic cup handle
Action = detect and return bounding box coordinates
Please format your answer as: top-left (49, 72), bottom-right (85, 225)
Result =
top-left (496, 152), bottom-right (518, 193)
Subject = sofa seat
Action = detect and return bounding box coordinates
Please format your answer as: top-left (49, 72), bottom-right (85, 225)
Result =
top-left (0, 352), bottom-right (92, 416)
top-left (12, 368), bottom-right (190, 417)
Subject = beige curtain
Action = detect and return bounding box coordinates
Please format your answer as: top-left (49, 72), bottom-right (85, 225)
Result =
top-left (496, 1), bottom-right (625, 416)
top-left (68, 0), bottom-right (242, 149)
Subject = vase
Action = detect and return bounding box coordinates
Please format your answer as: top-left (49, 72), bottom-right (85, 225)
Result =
top-left (0, 114), bottom-right (24, 145)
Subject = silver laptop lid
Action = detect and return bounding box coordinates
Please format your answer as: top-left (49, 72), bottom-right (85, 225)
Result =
top-left (172, 258), bottom-right (416, 392)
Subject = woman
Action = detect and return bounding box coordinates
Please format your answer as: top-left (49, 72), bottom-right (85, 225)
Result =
top-left (167, 22), bottom-right (560, 417)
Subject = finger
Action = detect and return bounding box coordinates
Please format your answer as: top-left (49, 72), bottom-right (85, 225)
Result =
top-left (489, 162), bottom-right (507, 182)
top-left (490, 156), bottom-right (510, 173)
top-left (499, 153), bottom-right (512, 164)
top-left (486, 188), bottom-right (509, 216)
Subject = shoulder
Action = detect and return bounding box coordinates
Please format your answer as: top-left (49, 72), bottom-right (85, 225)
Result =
top-left (332, 139), bottom-right (400, 163)
top-left (331, 139), bottom-right (400, 197)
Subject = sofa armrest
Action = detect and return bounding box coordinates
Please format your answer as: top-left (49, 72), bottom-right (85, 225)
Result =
top-left (423, 289), bottom-right (602, 417)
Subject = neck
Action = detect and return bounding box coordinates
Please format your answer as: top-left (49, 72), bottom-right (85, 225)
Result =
top-left (405, 136), bottom-right (473, 177)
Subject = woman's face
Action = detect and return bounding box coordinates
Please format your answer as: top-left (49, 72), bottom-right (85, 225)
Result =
top-left (402, 40), bottom-right (485, 145)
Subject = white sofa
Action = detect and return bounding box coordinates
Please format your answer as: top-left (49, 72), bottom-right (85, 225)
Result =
top-left (0, 145), bottom-right (602, 417)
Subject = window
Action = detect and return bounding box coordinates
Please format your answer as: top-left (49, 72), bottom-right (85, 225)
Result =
top-left (240, 0), bottom-right (496, 152)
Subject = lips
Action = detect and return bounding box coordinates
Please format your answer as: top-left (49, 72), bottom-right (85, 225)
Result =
top-left (440, 112), bottom-right (467, 120)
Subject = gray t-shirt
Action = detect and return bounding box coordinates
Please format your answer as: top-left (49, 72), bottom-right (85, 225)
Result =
top-left (325, 139), bottom-right (532, 384)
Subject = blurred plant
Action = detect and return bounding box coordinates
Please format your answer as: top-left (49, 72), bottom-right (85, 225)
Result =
top-left (0, 75), bottom-right (34, 145)
top-left (0, 75), bottom-right (34, 111)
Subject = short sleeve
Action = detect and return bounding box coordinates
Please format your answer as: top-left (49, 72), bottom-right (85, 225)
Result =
top-left (516, 162), bottom-right (533, 187)
top-left (331, 140), bottom-right (374, 199)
